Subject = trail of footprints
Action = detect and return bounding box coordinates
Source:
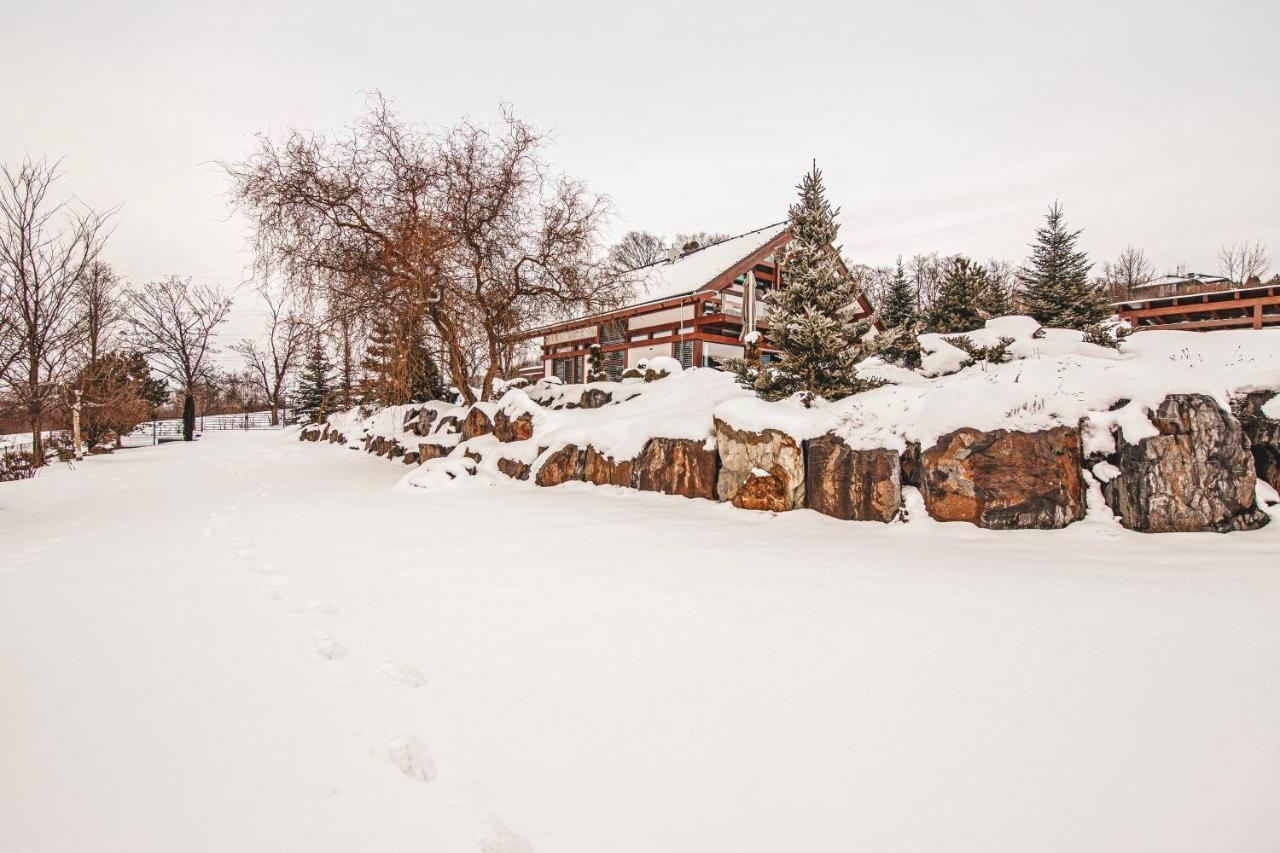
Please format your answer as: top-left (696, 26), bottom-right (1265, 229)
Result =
top-left (208, 499), bottom-right (534, 851)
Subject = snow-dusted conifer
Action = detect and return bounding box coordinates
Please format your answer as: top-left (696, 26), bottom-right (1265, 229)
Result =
top-left (879, 257), bottom-right (918, 330)
top-left (749, 163), bottom-right (874, 405)
top-left (926, 256), bottom-right (987, 333)
top-left (294, 335), bottom-right (335, 424)
top-left (1018, 202), bottom-right (1109, 329)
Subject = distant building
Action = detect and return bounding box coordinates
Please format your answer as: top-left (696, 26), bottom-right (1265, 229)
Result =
top-left (517, 223), bottom-right (876, 382)
top-left (1114, 273), bottom-right (1279, 331)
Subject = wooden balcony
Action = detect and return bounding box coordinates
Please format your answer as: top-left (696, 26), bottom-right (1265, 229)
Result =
top-left (1114, 282), bottom-right (1280, 332)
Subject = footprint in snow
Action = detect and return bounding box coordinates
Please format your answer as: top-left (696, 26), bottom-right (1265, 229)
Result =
top-left (312, 630), bottom-right (346, 660)
top-left (377, 659), bottom-right (426, 688)
top-left (258, 577), bottom-right (289, 602)
top-left (388, 732), bottom-right (435, 782)
top-left (302, 599), bottom-right (341, 615)
top-left (479, 817), bottom-right (534, 853)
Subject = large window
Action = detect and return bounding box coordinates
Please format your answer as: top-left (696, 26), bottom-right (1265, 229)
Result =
top-left (551, 355), bottom-right (582, 384)
top-left (673, 339), bottom-right (695, 369)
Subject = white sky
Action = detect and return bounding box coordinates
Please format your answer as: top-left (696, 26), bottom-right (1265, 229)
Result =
top-left (4, 0), bottom-right (1278, 364)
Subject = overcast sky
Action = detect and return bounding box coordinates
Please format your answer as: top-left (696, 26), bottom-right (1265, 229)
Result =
top-left (5, 0), bottom-right (1277, 360)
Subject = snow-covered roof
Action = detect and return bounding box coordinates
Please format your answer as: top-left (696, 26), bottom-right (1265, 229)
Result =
top-left (1134, 272), bottom-right (1230, 290)
top-left (620, 222), bottom-right (788, 308)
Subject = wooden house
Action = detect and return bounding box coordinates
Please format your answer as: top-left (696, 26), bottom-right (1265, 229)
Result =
top-left (1114, 274), bottom-right (1280, 331)
top-left (518, 223), bottom-right (876, 382)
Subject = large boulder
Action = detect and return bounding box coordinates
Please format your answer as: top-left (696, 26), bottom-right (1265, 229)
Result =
top-left (713, 419), bottom-right (804, 511)
top-left (497, 457), bottom-right (531, 481)
top-left (1233, 391), bottom-right (1280, 491)
top-left (583, 446), bottom-right (634, 487)
top-left (922, 426), bottom-right (1085, 529)
top-left (462, 406), bottom-right (495, 440)
top-left (804, 435), bottom-right (901, 523)
top-left (633, 438), bottom-right (717, 499)
top-left (433, 415), bottom-right (461, 436)
top-left (535, 445), bottom-right (585, 487)
top-left (1103, 394), bottom-right (1267, 532)
top-left (579, 388), bottom-right (613, 409)
top-left (493, 410), bottom-right (534, 443)
top-left (418, 443), bottom-right (450, 463)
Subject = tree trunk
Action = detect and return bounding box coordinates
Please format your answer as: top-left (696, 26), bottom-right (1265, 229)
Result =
top-left (182, 394), bottom-right (196, 441)
top-left (29, 412), bottom-right (44, 468)
top-left (270, 402), bottom-right (279, 426)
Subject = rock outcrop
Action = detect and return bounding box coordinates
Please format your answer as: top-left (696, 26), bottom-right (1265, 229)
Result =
top-left (418, 443), bottom-right (450, 463)
top-left (493, 410), bottom-right (534, 443)
top-left (921, 426), bottom-right (1085, 529)
top-left (462, 406), bottom-right (494, 440)
top-left (1233, 391), bottom-right (1280, 491)
top-left (583, 447), bottom-right (634, 487)
top-left (1103, 394), bottom-right (1267, 532)
top-left (713, 419), bottom-right (804, 511)
top-left (497, 457), bottom-right (531, 481)
top-left (579, 388), bottom-right (613, 410)
top-left (633, 438), bottom-right (717, 499)
top-left (804, 435), bottom-right (901, 522)
top-left (535, 445), bottom-right (585, 487)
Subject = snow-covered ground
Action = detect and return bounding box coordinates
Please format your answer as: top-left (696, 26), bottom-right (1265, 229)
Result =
top-left (2, 430), bottom-right (1279, 852)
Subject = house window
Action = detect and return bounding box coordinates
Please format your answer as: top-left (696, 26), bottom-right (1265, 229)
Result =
top-left (552, 356), bottom-right (582, 384)
top-left (599, 319), bottom-right (626, 345)
top-left (604, 349), bottom-right (624, 380)
top-left (673, 339), bottom-right (694, 369)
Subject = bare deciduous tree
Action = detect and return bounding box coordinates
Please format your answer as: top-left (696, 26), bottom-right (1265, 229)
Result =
top-left (1100, 246), bottom-right (1155, 300)
top-left (608, 231), bottom-right (667, 272)
top-left (232, 286), bottom-right (309, 425)
top-left (0, 158), bottom-right (115, 465)
top-left (225, 93), bottom-right (622, 404)
top-left (1217, 239), bottom-right (1270, 284)
top-left (127, 275), bottom-right (232, 440)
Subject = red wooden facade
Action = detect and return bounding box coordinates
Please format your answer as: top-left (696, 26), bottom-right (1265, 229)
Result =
top-left (1114, 279), bottom-right (1280, 332)
top-left (519, 227), bottom-right (877, 382)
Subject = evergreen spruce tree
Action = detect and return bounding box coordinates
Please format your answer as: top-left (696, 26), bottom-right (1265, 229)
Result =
top-left (976, 271), bottom-right (1011, 319)
top-left (294, 335), bottom-right (335, 424)
top-left (402, 319), bottom-right (445, 402)
top-left (126, 351), bottom-right (170, 414)
top-left (586, 343), bottom-right (607, 382)
top-left (1018, 202), bottom-right (1109, 328)
top-left (879, 256), bottom-right (918, 329)
top-left (926, 256), bottom-right (987, 333)
top-left (748, 163), bottom-right (875, 405)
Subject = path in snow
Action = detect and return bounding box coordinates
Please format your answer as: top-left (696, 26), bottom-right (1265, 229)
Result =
top-left (1, 430), bottom-right (1279, 852)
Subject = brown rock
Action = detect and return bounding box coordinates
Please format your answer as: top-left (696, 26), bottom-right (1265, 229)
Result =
top-left (535, 445), bottom-right (585, 487)
top-left (733, 469), bottom-right (789, 511)
top-left (922, 426), bottom-right (1085, 529)
top-left (402, 451), bottom-right (420, 465)
top-left (633, 437), bottom-right (717, 499)
top-left (433, 415), bottom-right (461, 436)
top-left (493, 410), bottom-right (535, 443)
top-left (497, 457), bottom-right (531, 480)
top-left (583, 446), bottom-right (634, 487)
top-left (1233, 391), bottom-right (1280, 492)
top-left (1104, 393), bottom-right (1267, 532)
top-left (804, 435), bottom-right (901, 522)
top-left (418, 443), bottom-right (450, 462)
top-left (579, 388), bottom-right (613, 409)
top-left (462, 406), bottom-right (494, 440)
top-left (713, 419), bottom-right (804, 510)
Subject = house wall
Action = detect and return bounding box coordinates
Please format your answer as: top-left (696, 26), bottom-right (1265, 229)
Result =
top-left (630, 305), bottom-right (693, 330)
top-left (626, 343), bottom-right (673, 367)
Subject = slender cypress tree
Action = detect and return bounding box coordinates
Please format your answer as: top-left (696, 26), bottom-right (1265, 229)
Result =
top-left (749, 163), bottom-right (874, 405)
top-left (879, 256), bottom-right (918, 329)
top-left (1019, 202), bottom-right (1108, 328)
